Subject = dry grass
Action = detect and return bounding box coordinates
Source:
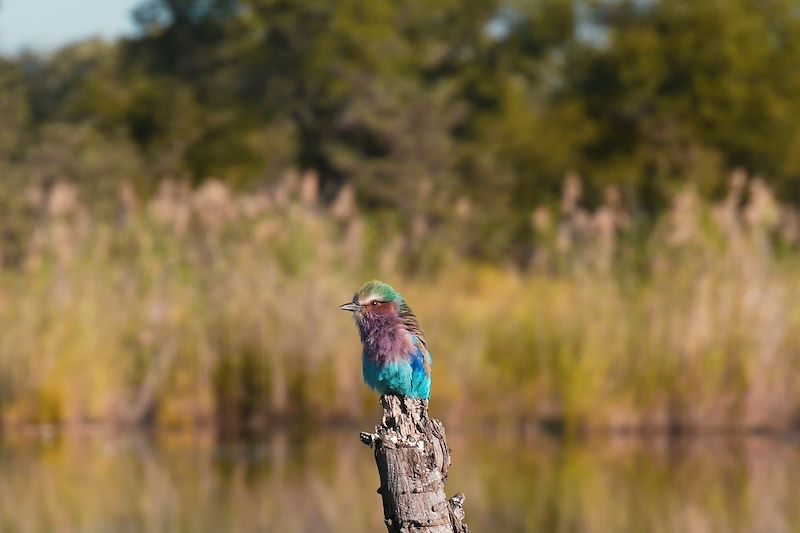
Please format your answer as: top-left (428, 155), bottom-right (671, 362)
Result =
top-left (1, 171), bottom-right (799, 432)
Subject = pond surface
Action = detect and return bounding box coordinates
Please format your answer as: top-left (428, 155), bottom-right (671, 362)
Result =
top-left (0, 427), bottom-right (798, 532)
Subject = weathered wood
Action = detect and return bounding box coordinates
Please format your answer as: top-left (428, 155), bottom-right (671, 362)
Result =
top-left (360, 395), bottom-right (469, 533)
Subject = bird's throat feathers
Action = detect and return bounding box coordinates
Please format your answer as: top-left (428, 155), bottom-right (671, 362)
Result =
top-left (356, 301), bottom-right (424, 364)
top-left (357, 306), bottom-right (403, 354)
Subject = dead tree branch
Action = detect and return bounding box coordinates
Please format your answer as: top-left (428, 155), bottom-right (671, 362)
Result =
top-left (360, 395), bottom-right (469, 533)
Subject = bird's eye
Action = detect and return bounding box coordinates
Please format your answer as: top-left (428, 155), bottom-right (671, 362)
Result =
top-left (371, 300), bottom-right (381, 306)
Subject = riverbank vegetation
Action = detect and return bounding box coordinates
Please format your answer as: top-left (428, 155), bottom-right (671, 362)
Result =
top-left (1, 173), bottom-right (798, 433)
top-left (3, 0), bottom-right (800, 433)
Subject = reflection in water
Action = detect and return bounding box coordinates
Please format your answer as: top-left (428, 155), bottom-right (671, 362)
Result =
top-left (0, 429), bottom-right (799, 532)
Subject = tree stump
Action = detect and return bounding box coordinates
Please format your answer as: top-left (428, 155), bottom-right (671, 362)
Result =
top-left (360, 395), bottom-right (469, 533)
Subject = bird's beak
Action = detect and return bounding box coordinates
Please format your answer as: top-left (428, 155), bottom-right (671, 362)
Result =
top-left (339, 302), bottom-right (360, 313)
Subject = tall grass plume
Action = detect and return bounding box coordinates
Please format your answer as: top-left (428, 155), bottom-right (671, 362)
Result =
top-left (1, 172), bottom-right (799, 433)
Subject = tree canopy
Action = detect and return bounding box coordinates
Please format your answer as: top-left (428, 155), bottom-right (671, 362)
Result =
top-left (2, 0), bottom-right (800, 257)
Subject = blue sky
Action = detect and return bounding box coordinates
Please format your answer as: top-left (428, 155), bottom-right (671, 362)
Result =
top-left (0, 0), bottom-right (140, 53)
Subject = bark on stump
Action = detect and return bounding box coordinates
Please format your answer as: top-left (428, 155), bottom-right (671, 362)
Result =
top-left (360, 395), bottom-right (469, 533)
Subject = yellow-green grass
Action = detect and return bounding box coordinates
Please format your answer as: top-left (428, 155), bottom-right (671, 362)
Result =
top-left (1, 175), bottom-right (799, 432)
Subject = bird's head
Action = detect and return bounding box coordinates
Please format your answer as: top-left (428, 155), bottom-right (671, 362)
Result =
top-left (339, 280), bottom-right (402, 322)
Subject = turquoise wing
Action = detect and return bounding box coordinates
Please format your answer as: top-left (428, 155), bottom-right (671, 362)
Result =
top-left (409, 335), bottom-right (432, 399)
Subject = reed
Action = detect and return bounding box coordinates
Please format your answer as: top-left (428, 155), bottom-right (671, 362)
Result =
top-left (1, 171), bottom-right (798, 432)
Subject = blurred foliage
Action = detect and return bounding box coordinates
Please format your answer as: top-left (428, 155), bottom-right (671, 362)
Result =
top-left (2, 0), bottom-right (800, 259)
top-left (0, 174), bottom-right (799, 432)
top-left (2, 1), bottom-right (800, 432)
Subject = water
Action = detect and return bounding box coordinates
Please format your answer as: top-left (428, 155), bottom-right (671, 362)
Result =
top-left (1, 428), bottom-right (799, 532)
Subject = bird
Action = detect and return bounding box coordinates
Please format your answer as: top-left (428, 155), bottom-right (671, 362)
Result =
top-left (339, 280), bottom-right (432, 399)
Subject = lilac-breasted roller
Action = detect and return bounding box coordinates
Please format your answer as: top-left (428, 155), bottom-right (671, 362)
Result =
top-left (339, 280), bottom-right (432, 399)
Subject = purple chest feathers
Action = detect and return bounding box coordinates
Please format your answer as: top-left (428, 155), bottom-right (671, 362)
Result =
top-left (357, 313), bottom-right (411, 364)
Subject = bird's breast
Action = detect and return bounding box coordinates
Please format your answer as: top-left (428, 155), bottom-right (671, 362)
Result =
top-left (361, 324), bottom-right (414, 365)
